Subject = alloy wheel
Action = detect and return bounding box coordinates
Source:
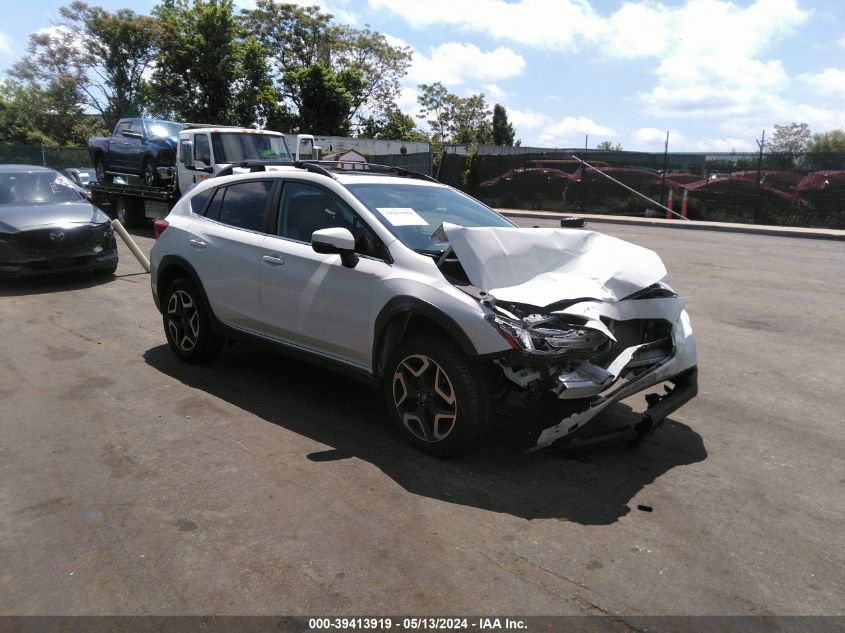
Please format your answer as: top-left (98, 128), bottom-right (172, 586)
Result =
top-left (392, 354), bottom-right (458, 442)
top-left (166, 289), bottom-right (199, 352)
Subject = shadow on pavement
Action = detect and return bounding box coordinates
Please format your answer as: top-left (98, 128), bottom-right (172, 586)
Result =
top-left (0, 271), bottom-right (116, 297)
top-left (144, 342), bottom-right (707, 525)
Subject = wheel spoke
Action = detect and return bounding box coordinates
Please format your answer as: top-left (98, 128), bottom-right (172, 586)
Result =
top-left (393, 353), bottom-right (458, 443)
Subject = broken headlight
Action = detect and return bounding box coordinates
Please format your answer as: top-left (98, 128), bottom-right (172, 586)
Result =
top-left (490, 314), bottom-right (608, 354)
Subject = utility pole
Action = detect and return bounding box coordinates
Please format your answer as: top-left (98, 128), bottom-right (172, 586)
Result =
top-left (585, 134), bottom-right (588, 151)
top-left (754, 129), bottom-right (766, 224)
top-left (659, 130), bottom-right (670, 206)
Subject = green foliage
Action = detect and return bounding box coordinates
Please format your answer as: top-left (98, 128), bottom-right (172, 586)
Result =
top-left (462, 144), bottom-right (481, 188)
top-left (492, 103), bottom-right (515, 146)
top-left (284, 61), bottom-right (363, 135)
top-left (768, 122), bottom-right (811, 154)
top-left (806, 129), bottom-right (845, 153)
top-left (359, 105), bottom-right (428, 142)
top-left (416, 82), bottom-right (493, 146)
top-left (241, 0), bottom-right (411, 133)
top-left (59, 2), bottom-right (159, 130)
top-left (147, 0), bottom-right (276, 126)
top-left (596, 140), bottom-right (623, 151)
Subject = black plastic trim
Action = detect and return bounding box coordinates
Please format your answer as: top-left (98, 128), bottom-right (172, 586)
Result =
top-left (372, 296), bottom-right (479, 377)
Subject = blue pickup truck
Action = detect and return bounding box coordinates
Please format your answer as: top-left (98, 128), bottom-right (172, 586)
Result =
top-left (88, 118), bottom-right (184, 187)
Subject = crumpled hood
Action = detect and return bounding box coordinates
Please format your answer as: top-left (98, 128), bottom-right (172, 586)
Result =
top-left (441, 223), bottom-right (667, 306)
top-left (0, 202), bottom-right (110, 232)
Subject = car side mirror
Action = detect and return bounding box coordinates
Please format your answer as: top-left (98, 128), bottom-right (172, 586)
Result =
top-left (311, 227), bottom-right (358, 268)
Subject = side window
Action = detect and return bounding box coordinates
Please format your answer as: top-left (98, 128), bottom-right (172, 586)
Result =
top-left (116, 121), bottom-right (131, 135)
top-left (180, 139), bottom-right (193, 167)
top-left (130, 119), bottom-right (144, 135)
top-left (217, 180), bottom-right (273, 232)
top-left (189, 188), bottom-right (213, 215)
top-left (277, 182), bottom-right (387, 259)
top-left (194, 134), bottom-right (211, 165)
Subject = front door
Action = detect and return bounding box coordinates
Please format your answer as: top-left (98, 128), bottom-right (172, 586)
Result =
top-left (259, 181), bottom-right (393, 368)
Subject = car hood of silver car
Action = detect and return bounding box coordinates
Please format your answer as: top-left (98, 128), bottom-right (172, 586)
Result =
top-left (441, 222), bottom-right (668, 306)
top-left (0, 202), bottom-right (111, 233)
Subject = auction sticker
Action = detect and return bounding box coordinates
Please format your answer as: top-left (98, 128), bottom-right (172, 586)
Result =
top-left (377, 207), bottom-right (428, 226)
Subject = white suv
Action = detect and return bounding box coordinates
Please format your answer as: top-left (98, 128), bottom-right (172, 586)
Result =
top-left (150, 163), bottom-right (697, 456)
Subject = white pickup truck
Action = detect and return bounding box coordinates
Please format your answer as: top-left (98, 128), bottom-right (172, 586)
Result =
top-left (177, 126), bottom-right (318, 195)
top-left (91, 127), bottom-right (319, 226)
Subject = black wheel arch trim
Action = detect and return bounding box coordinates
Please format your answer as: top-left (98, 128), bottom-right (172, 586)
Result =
top-left (154, 255), bottom-right (217, 323)
top-left (372, 296), bottom-right (479, 378)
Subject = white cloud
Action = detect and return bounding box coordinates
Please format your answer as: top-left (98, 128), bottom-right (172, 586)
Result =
top-left (801, 67), bottom-right (845, 100)
top-left (0, 33), bottom-right (10, 57)
top-left (481, 83), bottom-right (508, 102)
top-left (369, 0), bottom-right (603, 51)
top-left (408, 42), bottom-right (525, 85)
top-left (536, 116), bottom-right (615, 148)
top-left (631, 127), bottom-right (672, 148)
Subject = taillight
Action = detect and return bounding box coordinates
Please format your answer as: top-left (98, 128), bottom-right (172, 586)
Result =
top-left (153, 219), bottom-right (169, 238)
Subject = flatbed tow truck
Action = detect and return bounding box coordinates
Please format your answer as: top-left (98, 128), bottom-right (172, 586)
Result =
top-left (88, 126), bottom-right (319, 228)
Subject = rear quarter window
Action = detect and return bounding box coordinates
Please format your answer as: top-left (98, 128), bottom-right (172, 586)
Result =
top-left (189, 188), bottom-right (213, 215)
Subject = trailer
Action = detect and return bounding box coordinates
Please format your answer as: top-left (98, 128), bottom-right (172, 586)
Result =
top-left (89, 179), bottom-right (178, 228)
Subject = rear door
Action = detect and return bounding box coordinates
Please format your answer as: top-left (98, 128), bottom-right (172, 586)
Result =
top-left (259, 180), bottom-right (393, 368)
top-left (185, 178), bottom-right (276, 331)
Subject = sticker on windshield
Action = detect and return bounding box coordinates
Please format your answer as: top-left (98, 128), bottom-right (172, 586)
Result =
top-left (377, 207), bottom-right (428, 226)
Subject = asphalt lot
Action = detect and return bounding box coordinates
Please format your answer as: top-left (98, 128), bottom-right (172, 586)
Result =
top-left (1, 220), bottom-right (843, 616)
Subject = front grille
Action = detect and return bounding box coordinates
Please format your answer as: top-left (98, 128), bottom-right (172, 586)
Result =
top-left (15, 225), bottom-right (110, 255)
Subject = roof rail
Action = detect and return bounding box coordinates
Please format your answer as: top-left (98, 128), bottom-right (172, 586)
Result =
top-left (307, 161), bottom-right (439, 182)
top-left (215, 160), bottom-right (295, 178)
top-left (295, 161), bottom-right (337, 180)
top-left (183, 122), bottom-right (242, 129)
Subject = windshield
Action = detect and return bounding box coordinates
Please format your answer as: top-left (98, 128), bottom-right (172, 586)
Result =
top-left (211, 132), bottom-right (292, 163)
top-left (345, 182), bottom-right (514, 253)
top-left (146, 120), bottom-right (184, 140)
top-left (0, 172), bottom-right (85, 206)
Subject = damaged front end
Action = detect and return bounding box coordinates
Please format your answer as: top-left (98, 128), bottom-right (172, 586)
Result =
top-left (438, 223), bottom-right (698, 451)
top-left (485, 286), bottom-right (697, 449)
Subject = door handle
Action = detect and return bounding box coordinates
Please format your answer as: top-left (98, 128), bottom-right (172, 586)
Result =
top-left (188, 238), bottom-right (207, 249)
top-left (262, 254), bottom-right (284, 266)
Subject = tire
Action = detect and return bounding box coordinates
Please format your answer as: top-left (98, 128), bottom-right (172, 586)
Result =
top-left (383, 334), bottom-right (491, 457)
top-left (115, 196), bottom-right (143, 228)
top-left (143, 158), bottom-right (158, 187)
top-left (95, 157), bottom-right (113, 184)
top-left (161, 277), bottom-right (225, 363)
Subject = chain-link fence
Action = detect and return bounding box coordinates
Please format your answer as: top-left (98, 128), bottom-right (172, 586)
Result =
top-left (437, 149), bottom-right (845, 229)
top-left (0, 144), bottom-right (91, 171)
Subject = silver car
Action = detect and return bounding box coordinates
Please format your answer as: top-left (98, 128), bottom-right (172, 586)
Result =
top-left (149, 163), bottom-right (697, 456)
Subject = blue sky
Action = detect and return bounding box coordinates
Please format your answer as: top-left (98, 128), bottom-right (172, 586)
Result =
top-left (3, 0), bottom-right (844, 151)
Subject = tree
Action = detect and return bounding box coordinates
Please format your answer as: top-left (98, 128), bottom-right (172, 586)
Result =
top-left (449, 93), bottom-right (492, 145)
top-left (768, 122), bottom-right (811, 154)
top-left (8, 24), bottom-right (100, 145)
top-left (284, 61), bottom-right (363, 135)
top-left (241, 0), bottom-right (411, 133)
top-left (416, 82), bottom-right (451, 145)
top-left (147, 0), bottom-right (277, 126)
top-left (806, 129), bottom-right (845, 153)
top-left (416, 82), bottom-right (493, 145)
top-left (57, 2), bottom-right (159, 131)
top-left (492, 103), bottom-right (515, 146)
top-left (359, 104), bottom-right (428, 142)
top-left (596, 140), bottom-right (623, 151)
